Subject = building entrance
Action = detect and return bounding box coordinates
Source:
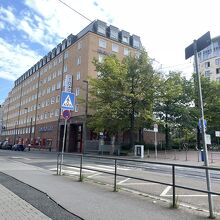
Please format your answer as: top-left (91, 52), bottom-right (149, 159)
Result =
top-left (68, 124), bottom-right (83, 153)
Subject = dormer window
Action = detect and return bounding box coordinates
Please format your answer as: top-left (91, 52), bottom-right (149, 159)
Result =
top-left (97, 25), bottom-right (106, 35)
top-left (133, 39), bottom-right (140, 48)
top-left (110, 30), bottom-right (118, 40)
top-left (122, 36), bottom-right (129, 44)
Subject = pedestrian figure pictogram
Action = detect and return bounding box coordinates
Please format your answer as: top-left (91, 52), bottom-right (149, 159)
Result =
top-left (63, 95), bottom-right (73, 108)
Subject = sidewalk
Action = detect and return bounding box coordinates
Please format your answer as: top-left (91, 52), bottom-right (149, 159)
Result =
top-left (0, 183), bottom-right (51, 220)
top-left (0, 157), bottom-right (209, 220)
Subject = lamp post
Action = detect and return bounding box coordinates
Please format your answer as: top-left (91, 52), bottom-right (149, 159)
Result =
top-left (14, 121), bottom-right (17, 145)
top-left (83, 80), bottom-right (88, 154)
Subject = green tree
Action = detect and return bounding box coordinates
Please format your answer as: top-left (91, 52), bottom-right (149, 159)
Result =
top-left (88, 51), bottom-right (159, 147)
top-left (154, 72), bottom-right (196, 148)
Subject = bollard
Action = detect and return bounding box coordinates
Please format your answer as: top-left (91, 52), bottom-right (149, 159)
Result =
top-left (174, 149), bottom-right (176, 160)
top-left (198, 150), bottom-right (200, 162)
top-left (185, 150), bottom-right (188, 161)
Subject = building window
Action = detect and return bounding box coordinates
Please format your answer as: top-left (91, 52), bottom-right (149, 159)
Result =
top-left (53, 59), bottom-right (57, 67)
top-left (56, 81), bottom-right (61, 90)
top-left (57, 69), bottom-right (62, 76)
top-left (205, 71), bottom-right (211, 78)
top-left (64, 51), bottom-right (69, 59)
top-left (56, 95), bottom-right (60, 103)
top-left (75, 104), bottom-right (79, 112)
top-left (205, 61), bottom-right (210, 68)
top-left (133, 39), bottom-right (140, 48)
top-left (63, 64), bottom-right (68, 73)
top-left (77, 56), bottom-right (81, 65)
top-left (99, 39), bottom-right (107, 48)
top-left (48, 74), bottom-right (51, 82)
top-left (47, 87), bottom-right (51, 94)
top-left (44, 112), bottom-right (48, 119)
top-left (122, 36), bottom-right (129, 44)
top-left (215, 58), bottom-right (220, 65)
top-left (124, 48), bottom-right (130, 56)
top-left (51, 97), bottom-right (55, 104)
top-left (76, 88), bottom-right (80, 96)
top-left (216, 77), bottom-right (220, 82)
top-left (216, 68), bottom-right (220, 74)
top-left (52, 72), bottom-right (57, 79)
top-left (78, 42), bottom-right (82, 50)
top-left (110, 30), bottom-right (118, 40)
top-left (112, 43), bottom-right (119, 53)
top-left (55, 109), bottom-right (59, 116)
top-left (58, 56), bottom-right (62, 63)
top-left (76, 72), bottom-right (80, 80)
top-left (97, 25), bottom-right (106, 35)
top-left (50, 111), bottom-right (54, 118)
top-left (52, 84), bottom-right (56, 92)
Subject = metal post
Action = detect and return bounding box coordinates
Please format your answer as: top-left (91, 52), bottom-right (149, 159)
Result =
top-left (194, 40), bottom-right (214, 218)
top-left (198, 150), bottom-right (200, 162)
top-left (114, 159), bottom-right (117, 192)
top-left (211, 153), bottom-right (213, 163)
top-left (154, 131), bottom-right (157, 159)
top-left (79, 155), bottom-right (83, 181)
top-left (83, 80), bottom-right (88, 154)
top-left (185, 150), bottom-right (188, 161)
top-left (57, 153), bottom-right (60, 175)
top-left (172, 165), bottom-right (176, 208)
top-left (29, 118), bottom-right (32, 151)
top-left (61, 119), bottom-right (67, 174)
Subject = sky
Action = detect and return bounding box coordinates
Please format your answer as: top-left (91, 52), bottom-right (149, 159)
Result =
top-left (0, 0), bottom-right (220, 103)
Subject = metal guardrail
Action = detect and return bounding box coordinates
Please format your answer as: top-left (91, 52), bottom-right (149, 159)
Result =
top-left (57, 153), bottom-right (220, 211)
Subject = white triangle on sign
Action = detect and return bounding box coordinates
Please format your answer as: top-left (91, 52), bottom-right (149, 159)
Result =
top-left (63, 95), bottom-right (73, 108)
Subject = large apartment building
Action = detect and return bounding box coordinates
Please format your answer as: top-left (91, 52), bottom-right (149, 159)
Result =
top-left (197, 36), bottom-right (220, 81)
top-left (1, 20), bottom-right (141, 153)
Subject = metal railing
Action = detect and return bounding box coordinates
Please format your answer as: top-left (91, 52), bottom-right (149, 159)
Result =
top-left (57, 153), bottom-right (220, 213)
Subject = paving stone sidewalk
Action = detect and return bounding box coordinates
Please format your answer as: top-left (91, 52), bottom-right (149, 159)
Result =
top-left (0, 184), bottom-right (51, 220)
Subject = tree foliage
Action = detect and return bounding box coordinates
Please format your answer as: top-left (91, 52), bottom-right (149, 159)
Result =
top-left (88, 51), bottom-right (159, 146)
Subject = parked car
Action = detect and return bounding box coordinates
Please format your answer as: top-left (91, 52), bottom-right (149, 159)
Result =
top-left (1, 141), bottom-right (13, 150)
top-left (11, 144), bottom-right (25, 151)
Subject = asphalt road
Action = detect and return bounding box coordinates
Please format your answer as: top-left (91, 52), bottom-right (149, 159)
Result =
top-left (1, 149), bottom-right (220, 215)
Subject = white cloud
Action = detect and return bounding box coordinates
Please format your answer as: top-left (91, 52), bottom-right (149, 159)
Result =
top-left (0, 37), bottom-right (41, 81)
top-left (0, 6), bottom-right (16, 25)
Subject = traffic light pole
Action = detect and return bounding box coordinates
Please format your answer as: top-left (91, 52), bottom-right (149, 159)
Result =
top-left (193, 40), bottom-right (214, 218)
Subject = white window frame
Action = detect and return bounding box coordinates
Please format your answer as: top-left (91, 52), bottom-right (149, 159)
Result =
top-left (112, 43), bottom-right (119, 53)
top-left (76, 72), bottom-right (80, 80)
top-left (99, 39), bottom-right (107, 48)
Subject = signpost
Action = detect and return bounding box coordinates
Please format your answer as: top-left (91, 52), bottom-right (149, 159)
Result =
top-left (154, 124), bottom-right (158, 159)
top-left (185, 32), bottom-right (214, 218)
top-left (60, 92), bottom-right (75, 173)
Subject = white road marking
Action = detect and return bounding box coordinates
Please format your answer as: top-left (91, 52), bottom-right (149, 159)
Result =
top-left (87, 173), bottom-right (101, 178)
top-left (117, 178), bottom-right (130, 185)
top-left (96, 165), bottom-right (130, 171)
top-left (160, 186), bottom-right (172, 196)
top-left (85, 165), bottom-right (113, 172)
top-left (121, 182), bottom-right (157, 186)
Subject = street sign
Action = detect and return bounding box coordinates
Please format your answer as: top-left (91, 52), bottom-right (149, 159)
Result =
top-left (62, 110), bottom-right (71, 120)
top-left (215, 131), bottom-right (220, 137)
top-left (61, 91), bottom-right (75, 110)
top-left (206, 134), bottom-right (211, 145)
top-left (198, 119), bottom-right (207, 130)
top-left (185, 31), bottom-right (211, 59)
top-left (154, 124), bottom-right (158, 132)
top-left (64, 74), bottom-right (72, 92)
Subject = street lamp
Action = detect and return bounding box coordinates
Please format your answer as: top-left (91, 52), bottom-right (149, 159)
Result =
top-left (83, 80), bottom-right (88, 154)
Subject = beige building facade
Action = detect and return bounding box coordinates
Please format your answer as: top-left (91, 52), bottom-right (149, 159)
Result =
top-left (198, 36), bottom-right (220, 81)
top-left (1, 20), bottom-right (141, 152)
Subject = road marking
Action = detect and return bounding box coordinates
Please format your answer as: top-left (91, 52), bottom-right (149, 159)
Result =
top-left (85, 165), bottom-right (113, 172)
top-left (118, 178), bottom-right (130, 185)
top-left (160, 186), bottom-right (172, 196)
top-left (97, 165), bottom-right (130, 171)
top-left (87, 173), bottom-right (101, 178)
top-left (121, 182), bottom-right (157, 186)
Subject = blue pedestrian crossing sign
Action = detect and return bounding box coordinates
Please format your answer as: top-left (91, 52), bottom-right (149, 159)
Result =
top-left (61, 91), bottom-right (75, 111)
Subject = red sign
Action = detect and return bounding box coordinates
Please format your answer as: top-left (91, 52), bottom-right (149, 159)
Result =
top-left (62, 110), bottom-right (71, 120)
